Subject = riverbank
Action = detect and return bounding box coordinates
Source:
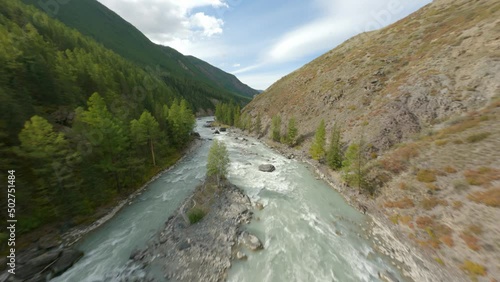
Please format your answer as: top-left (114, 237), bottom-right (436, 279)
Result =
top-left (0, 138), bottom-right (204, 282)
top-left (133, 178), bottom-right (258, 281)
top-left (227, 128), bottom-right (465, 282)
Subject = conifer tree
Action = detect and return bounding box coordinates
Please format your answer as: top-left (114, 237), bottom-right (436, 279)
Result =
top-left (207, 140), bottom-right (230, 186)
top-left (286, 117), bottom-right (298, 146)
top-left (309, 119), bottom-right (326, 160)
top-left (131, 110), bottom-right (161, 166)
top-left (327, 124), bottom-right (343, 170)
top-left (271, 115), bottom-right (281, 142)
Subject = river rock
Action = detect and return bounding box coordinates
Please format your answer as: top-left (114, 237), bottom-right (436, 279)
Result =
top-left (258, 164), bottom-right (275, 172)
top-left (134, 180), bottom-right (252, 282)
top-left (16, 250), bottom-right (61, 280)
top-left (255, 202), bottom-right (264, 210)
top-left (239, 231), bottom-right (263, 251)
top-left (51, 249), bottom-right (84, 277)
top-left (214, 130), bottom-right (220, 134)
top-left (236, 251), bottom-right (247, 260)
top-left (378, 270), bottom-right (400, 282)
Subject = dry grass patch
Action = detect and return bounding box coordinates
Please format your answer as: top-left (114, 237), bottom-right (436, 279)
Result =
top-left (468, 188), bottom-right (500, 207)
top-left (421, 197), bottom-right (448, 210)
top-left (466, 132), bottom-right (491, 143)
top-left (453, 179), bottom-right (470, 192)
top-left (434, 139), bottom-right (449, 146)
top-left (384, 197), bottom-right (415, 209)
top-left (380, 143), bottom-right (419, 174)
top-left (464, 167), bottom-right (500, 187)
top-left (440, 235), bottom-right (454, 247)
top-left (453, 200), bottom-right (464, 210)
top-left (460, 232), bottom-right (481, 251)
top-left (416, 216), bottom-right (434, 229)
top-left (461, 260), bottom-right (487, 278)
top-left (443, 166), bottom-right (457, 174)
top-left (417, 169), bottom-right (438, 183)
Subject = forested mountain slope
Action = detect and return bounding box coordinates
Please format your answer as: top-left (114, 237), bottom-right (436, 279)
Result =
top-left (243, 0), bottom-right (500, 280)
top-left (0, 0), bottom-right (199, 239)
top-left (22, 0), bottom-right (258, 101)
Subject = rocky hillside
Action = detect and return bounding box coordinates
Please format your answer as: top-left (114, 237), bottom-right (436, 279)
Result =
top-left (244, 0), bottom-right (499, 281)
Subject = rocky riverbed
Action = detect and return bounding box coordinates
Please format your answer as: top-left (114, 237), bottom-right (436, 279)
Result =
top-left (132, 179), bottom-right (262, 282)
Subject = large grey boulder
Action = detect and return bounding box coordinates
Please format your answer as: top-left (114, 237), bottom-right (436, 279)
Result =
top-left (239, 231), bottom-right (263, 251)
top-left (258, 164), bottom-right (275, 172)
top-left (51, 249), bottom-right (84, 277)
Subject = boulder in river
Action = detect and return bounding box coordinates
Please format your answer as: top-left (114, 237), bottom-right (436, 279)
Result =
top-left (51, 249), bottom-right (84, 277)
top-left (239, 231), bottom-right (263, 251)
top-left (236, 251), bottom-right (247, 260)
top-left (258, 164), bottom-right (275, 172)
top-left (220, 127), bottom-right (227, 132)
top-left (214, 130), bottom-right (220, 134)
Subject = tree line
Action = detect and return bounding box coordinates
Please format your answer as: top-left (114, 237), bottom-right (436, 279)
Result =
top-left (0, 1), bottom-right (197, 235)
top-left (266, 114), bottom-right (374, 195)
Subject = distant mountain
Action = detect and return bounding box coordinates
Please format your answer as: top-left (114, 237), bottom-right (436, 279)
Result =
top-left (243, 0), bottom-right (500, 279)
top-left (22, 0), bottom-right (258, 106)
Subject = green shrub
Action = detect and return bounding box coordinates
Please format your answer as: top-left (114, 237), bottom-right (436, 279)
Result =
top-left (188, 207), bottom-right (206, 224)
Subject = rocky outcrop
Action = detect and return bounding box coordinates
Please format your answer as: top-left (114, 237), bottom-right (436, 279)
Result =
top-left (258, 164), bottom-right (276, 172)
top-left (133, 180), bottom-right (257, 282)
top-left (2, 247), bottom-right (83, 281)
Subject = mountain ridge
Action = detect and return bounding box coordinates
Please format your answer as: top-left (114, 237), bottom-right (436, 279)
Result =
top-left (22, 0), bottom-right (258, 105)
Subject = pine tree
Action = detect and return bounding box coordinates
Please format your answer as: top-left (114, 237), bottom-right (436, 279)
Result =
top-left (206, 140), bottom-right (230, 186)
top-left (327, 124), bottom-right (343, 170)
top-left (310, 119), bottom-right (326, 160)
top-left (131, 110), bottom-right (161, 166)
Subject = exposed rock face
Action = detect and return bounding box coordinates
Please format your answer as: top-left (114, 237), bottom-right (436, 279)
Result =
top-left (134, 181), bottom-right (255, 282)
top-left (2, 247), bottom-right (83, 281)
top-left (258, 164), bottom-right (276, 172)
top-left (243, 0), bottom-right (499, 154)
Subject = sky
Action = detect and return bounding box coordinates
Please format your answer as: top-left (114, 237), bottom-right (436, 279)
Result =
top-left (96, 0), bottom-right (432, 90)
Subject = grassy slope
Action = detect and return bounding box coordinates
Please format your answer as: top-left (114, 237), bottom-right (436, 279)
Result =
top-left (21, 0), bottom-right (256, 101)
top-left (244, 0), bottom-right (500, 280)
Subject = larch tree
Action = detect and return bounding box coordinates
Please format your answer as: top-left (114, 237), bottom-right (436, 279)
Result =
top-left (286, 117), bottom-right (298, 146)
top-left (74, 92), bottom-right (128, 191)
top-left (206, 140), bottom-right (230, 186)
top-left (327, 124), bottom-right (343, 170)
top-left (309, 119), bottom-right (326, 160)
top-left (254, 113), bottom-right (262, 136)
top-left (342, 136), bottom-right (367, 191)
top-left (271, 115), bottom-right (281, 142)
top-left (131, 110), bottom-right (161, 166)
top-left (17, 115), bottom-right (78, 220)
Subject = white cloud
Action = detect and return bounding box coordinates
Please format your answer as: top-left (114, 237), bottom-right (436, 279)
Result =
top-left (232, 63), bottom-right (241, 67)
top-left (97, 0), bottom-right (228, 54)
top-left (190, 12), bottom-right (224, 36)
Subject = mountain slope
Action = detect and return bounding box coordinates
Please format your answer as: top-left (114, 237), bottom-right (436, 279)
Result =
top-left (22, 0), bottom-right (258, 103)
top-left (244, 0), bottom-right (500, 280)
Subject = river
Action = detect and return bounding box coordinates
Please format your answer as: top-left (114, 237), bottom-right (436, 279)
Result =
top-left (53, 117), bottom-right (409, 282)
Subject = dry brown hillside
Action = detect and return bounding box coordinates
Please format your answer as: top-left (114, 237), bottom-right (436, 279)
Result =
top-left (243, 0), bottom-right (500, 281)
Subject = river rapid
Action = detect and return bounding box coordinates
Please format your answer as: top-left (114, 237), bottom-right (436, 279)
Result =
top-left (53, 117), bottom-right (410, 282)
